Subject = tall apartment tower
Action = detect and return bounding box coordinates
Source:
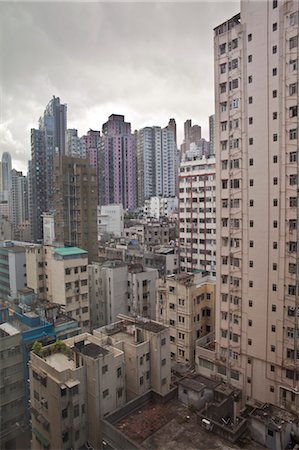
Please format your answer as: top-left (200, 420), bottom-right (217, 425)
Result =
top-left (136, 126), bottom-right (176, 206)
top-left (179, 155), bottom-right (216, 275)
top-left (10, 169), bottom-right (29, 239)
top-left (99, 115), bottom-right (136, 210)
top-left (53, 156), bottom-right (98, 262)
top-left (204, 1), bottom-right (298, 411)
top-left (29, 96), bottom-right (67, 242)
top-left (0, 152), bottom-right (12, 191)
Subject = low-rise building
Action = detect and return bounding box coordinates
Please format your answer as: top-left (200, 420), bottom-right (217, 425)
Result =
top-left (29, 333), bottom-right (125, 450)
top-left (98, 204), bottom-right (124, 238)
top-left (94, 315), bottom-right (171, 401)
top-left (157, 272), bottom-right (215, 364)
top-left (26, 245), bottom-right (90, 332)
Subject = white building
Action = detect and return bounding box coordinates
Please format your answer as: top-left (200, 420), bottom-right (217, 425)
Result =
top-left (143, 196), bottom-right (178, 220)
top-left (98, 204), bottom-right (124, 238)
top-left (179, 155), bottom-right (216, 275)
top-left (197, 1), bottom-right (299, 413)
top-left (137, 126), bottom-right (176, 206)
top-left (65, 129), bottom-right (85, 158)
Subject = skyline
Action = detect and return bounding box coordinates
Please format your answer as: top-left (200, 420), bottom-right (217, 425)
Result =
top-left (1, 1), bottom-right (239, 173)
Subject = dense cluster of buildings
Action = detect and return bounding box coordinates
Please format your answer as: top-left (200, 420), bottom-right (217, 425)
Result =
top-left (0, 0), bottom-right (299, 449)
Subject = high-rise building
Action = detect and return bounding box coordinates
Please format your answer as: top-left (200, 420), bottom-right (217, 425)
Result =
top-left (136, 126), bottom-right (176, 206)
top-left (209, 114), bottom-right (215, 155)
top-left (179, 155), bottom-right (216, 275)
top-left (181, 120), bottom-right (202, 156)
top-left (197, 1), bottom-right (299, 412)
top-left (0, 152), bottom-right (12, 191)
top-left (167, 118), bottom-right (177, 145)
top-left (53, 155), bottom-right (98, 262)
top-left (10, 169), bottom-right (29, 240)
top-left (99, 114), bottom-right (136, 210)
top-left (29, 96), bottom-right (67, 242)
top-left (65, 129), bottom-right (85, 158)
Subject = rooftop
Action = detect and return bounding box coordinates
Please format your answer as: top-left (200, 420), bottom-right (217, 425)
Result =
top-left (44, 352), bottom-right (75, 371)
top-left (137, 321), bottom-right (166, 334)
top-left (112, 396), bottom-right (260, 450)
top-left (54, 247), bottom-right (88, 258)
top-left (76, 342), bottom-right (109, 358)
top-left (178, 374), bottom-right (220, 392)
top-left (0, 321), bottom-right (20, 337)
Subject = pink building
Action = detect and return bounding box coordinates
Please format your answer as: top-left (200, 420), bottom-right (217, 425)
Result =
top-left (100, 114), bottom-right (136, 210)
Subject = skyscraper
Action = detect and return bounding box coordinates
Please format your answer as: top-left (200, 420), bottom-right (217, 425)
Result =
top-left (181, 120), bottom-right (202, 155)
top-left (197, 0), bottom-right (299, 412)
top-left (0, 152), bottom-right (12, 191)
top-left (136, 125), bottom-right (176, 207)
top-left (29, 96), bottom-right (67, 242)
top-left (10, 169), bottom-right (29, 239)
top-left (99, 114), bottom-right (136, 210)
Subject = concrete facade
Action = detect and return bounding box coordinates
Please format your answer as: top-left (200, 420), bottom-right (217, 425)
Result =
top-left (179, 155), bottom-right (216, 275)
top-left (197, 1), bottom-right (299, 412)
top-left (157, 272), bottom-right (215, 364)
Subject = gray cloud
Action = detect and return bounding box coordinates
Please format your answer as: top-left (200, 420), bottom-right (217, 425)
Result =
top-left (1, 1), bottom-right (239, 173)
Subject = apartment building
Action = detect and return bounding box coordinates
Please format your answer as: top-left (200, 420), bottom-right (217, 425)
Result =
top-left (0, 319), bottom-right (27, 449)
top-left (197, 1), bottom-right (299, 413)
top-left (88, 261), bottom-right (158, 330)
top-left (88, 261), bottom-right (128, 329)
top-left (26, 245), bottom-right (90, 332)
top-left (0, 241), bottom-right (27, 301)
top-left (53, 155), bottom-right (98, 263)
top-left (94, 315), bottom-right (171, 400)
top-left (157, 272), bottom-right (215, 365)
top-left (179, 155), bottom-right (216, 275)
top-left (29, 333), bottom-right (125, 450)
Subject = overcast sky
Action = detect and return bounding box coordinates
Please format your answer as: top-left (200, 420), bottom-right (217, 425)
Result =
top-left (1, 1), bottom-right (239, 173)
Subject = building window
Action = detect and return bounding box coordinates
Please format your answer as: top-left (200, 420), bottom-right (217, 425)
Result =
top-left (271, 365), bottom-right (275, 372)
top-left (248, 54), bottom-right (252, 63)
top-left (273, 220), bottom-right (278, 228)
top-left (249, 300), bottom-right (253, 307)
top-left (289, 36), bottom-right (298, 50)
top-left (249, 260), bottom-right (253, 267)
top-left (248, 320), bottom-right (252, 326)
top-left (249, 240), bottom-right (254, 248)
top-left (161, 338), bottom-right (166, 346)
top-left (248, 33), bottom-right (252, 42)
top-left (248, 75), bottom-right (252, 83)
top-left (273, 45), bottom-right (277, 54)
top-left (272, 304), bottom-right (276, 312)
top-left (271, 325), bottom-right (276, 332)
top-left (271, 345), bottom-right (276, 352)
top-left (273, 263), bottom-right (277, 270)
top-left (103, 389), bottom-right (109, 398)
top-left (272, 284), bottom-right (277, 292)
top-left (249, 179), bottom-right (254, 186)
top-left (289, 106), bottom-right (298, 117)
top-left (249, 117), bottom-right (253, 125)
top-left (249, 200), bottom-right (254, 207)
top-left (289, 83), bottom-right (297, 96)
top-left (249, 96), bottom-right (253, 104)
top-left (273, 90), bottom-right (277, 98)
top-left (273, 155), bottom-right (278, 163)
top-left (273, 22), bottom-right (277, 31)
top-left (290, 151), bottom-right (297, 162)
top-left (290, 129), bottom-right (298, 140)
top-left (273, 133), bottom-right (278, 142)
top-left (290, 174), bottom-right (297, 185)
top-left (273, 112), bottom-right (277, 120)
top-left (273, 177), bottom-right (278, 185)
top-left (248, 339), bottom-right (252, 346)
top-left (273, 199), bottom-right (278, 206)
top-left (117, 367), bottom-right (122, 377)
top-left (273, 0), bottom-right (277, 8)
top-left (273, 242), bottom-right (278, 249)
top-left (249, 137), bottom-right (254, 145)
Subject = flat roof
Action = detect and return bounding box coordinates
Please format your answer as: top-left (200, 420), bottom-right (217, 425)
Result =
top-left (137, 321), bottom-right (166, 333)
top-left (0, 322), bottom-right (20, 337)
top-left (79, 342), bottom-right (109, 358)
top-left (44, 352), bottom-right (75, 371)
top-left (54, 247), bottom-right (88, 257)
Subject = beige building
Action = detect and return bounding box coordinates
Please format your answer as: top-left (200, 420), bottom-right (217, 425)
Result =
top-left (26, 245), bottom-right (90, 332)
top-left (157, 272), bottom-right (215, 364)
top-left (94, 315), bottom-right (171, 401)
top-left (179, 155), bottom-right (216, 275)
top-left (197, 1), bottom-right (299, 412)
top-left (29, 333), bottom-right (125, 450)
